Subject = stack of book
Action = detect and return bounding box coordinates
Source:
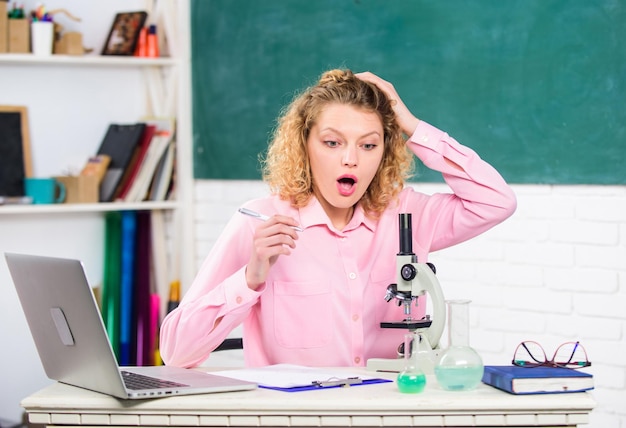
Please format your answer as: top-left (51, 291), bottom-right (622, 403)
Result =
top-left (95, 118), bottom-right (176, 203)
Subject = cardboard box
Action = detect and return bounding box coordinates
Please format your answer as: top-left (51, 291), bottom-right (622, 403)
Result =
top-left (8, 18), bottom-right (29, 53)
top-left (0, 1), bottom-right (8, 53)
top-left (54, 31), bottom-right (83, 55)
top-left (55, 175), bottom-right (99, 204)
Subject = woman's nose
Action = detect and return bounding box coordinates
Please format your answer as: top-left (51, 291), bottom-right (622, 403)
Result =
top-left (342, 146), bottom-right (358, 166)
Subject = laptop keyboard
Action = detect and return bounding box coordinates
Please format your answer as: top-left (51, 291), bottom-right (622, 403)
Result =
top-left (121, 370), bottom-right (188, 390)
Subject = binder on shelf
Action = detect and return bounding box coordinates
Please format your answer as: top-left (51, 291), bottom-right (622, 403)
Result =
top-left (148, 140), bottom-right (175, 201)
top-left (150, 210), bottom-right (170, 321)
top-left (102, 211), bottom-right (122, 360)
top-left (134, 211), bottom-right (152, 366)
top-left (149, 293), bottom-right (160, 366)
top-left (97, 123), bottom-right (146, 202)
top-left (123, 131), bottom-right (172, 202)
top-left (119, 211), bottom-right (137, 366)
top-left (482, 365), bottom-right (594, 395)
top-left (114, 125), bottom-right (156, 201)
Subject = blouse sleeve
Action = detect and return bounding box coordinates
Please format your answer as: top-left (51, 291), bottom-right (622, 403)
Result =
top-left (159, 212), bottom-right (263, 368)
top-left (405, 121), bottom-right (517, 253)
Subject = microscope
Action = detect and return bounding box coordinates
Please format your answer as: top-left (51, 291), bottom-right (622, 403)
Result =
top-left (366, 213), bottom-right (446, 373)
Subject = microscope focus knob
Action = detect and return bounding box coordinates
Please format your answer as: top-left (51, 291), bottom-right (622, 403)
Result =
top-left (400, 264), bottom-right (417, 281)
top-left (427, 262), bottom-right (436, 274)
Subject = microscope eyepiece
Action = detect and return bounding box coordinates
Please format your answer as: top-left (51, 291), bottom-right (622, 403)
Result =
top-left (398, 213), bottom-right (413, 255)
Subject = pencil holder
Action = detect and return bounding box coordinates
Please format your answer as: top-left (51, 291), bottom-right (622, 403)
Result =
top-left (31, 21), bottom-right (54, 56)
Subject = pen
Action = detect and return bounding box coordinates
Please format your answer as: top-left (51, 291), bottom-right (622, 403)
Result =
top-left (238, 207), bottom-right (303, 232)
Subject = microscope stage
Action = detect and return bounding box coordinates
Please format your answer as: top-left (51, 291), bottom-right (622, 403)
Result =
top-left (380, 319), bottom-right (433, 330)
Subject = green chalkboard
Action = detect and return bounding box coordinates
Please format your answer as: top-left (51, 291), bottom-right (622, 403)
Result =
top-left (191, 0), bottom-right (626, 184)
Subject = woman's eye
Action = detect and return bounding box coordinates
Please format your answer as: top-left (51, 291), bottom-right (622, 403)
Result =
top-left (324, 140), bottom-right (339, 147)
top-left (362, 143), bottom-right (377, 150)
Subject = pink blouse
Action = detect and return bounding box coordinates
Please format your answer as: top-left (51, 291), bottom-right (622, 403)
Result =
top-left (160, 121), bottom-right (517, 368)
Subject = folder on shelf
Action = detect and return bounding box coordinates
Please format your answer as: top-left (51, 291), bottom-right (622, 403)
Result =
top-left (97, 123), bottom-right (146, 202)
top-left (134, 211), bottom-right (152, 366)
top-left (119, 210), bottom-right (137, 365)
top-left (148, 139), bottom-right (175, 201)
top-left (123, 131), bottom-right (172, 202)
top-left (114, 125), bottom-right (157, 201)
top-left (150, 210), bottom-right (170, 321)
top-left (102, 211), bottom-right (122, 360)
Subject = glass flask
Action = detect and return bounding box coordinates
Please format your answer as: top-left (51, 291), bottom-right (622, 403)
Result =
top-left (434, 299), bottom-right (484, 391)
top-left (397, 332), bottom-right (427, 393)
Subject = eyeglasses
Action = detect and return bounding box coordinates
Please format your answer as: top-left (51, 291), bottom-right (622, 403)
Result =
top-left (512, 341), bottom-right (591, 369)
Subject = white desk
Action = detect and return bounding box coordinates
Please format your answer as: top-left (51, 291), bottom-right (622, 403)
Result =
top-left (21, 372), bottom-right (595, 428)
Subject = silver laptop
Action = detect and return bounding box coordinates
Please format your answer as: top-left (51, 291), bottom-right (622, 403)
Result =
top-left (5, 252), bottom-right (256, 399)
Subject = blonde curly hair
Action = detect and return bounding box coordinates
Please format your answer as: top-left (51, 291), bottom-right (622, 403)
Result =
top-left (261, 69), bottom-right (414, 217)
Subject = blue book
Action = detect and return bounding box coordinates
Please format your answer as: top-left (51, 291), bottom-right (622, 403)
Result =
top-left (482, 365), bottom-right (593, 395)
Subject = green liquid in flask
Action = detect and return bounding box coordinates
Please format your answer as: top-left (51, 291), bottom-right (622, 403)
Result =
top-left (397, 371), bottom-right (426, 393)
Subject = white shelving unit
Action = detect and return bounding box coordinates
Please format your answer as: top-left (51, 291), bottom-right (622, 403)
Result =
top-left (0, 0), bottom-right (194, 277)
top-left (0, 0), bottom-right (194, 422)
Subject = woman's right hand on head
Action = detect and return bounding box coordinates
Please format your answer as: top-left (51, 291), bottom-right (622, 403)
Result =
top-left (355, 71), bottom-right (420, 136)
top-left (245, 215), bottom-right (299, 290)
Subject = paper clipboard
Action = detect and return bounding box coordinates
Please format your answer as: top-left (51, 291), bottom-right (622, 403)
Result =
top-left (215, 364), bottom-right (393, 393)
top-left (260, 377), bottom-right (392, 392)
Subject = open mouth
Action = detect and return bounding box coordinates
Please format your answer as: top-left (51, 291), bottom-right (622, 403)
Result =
top-left (337, 175), bottom-right (357, 196)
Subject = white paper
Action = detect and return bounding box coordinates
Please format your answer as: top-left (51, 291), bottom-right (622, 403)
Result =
top-left (213, 364), bottom-right (377, 388)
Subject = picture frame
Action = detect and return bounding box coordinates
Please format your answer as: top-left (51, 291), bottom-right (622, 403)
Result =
top-left (101, 11), bottom-right (147, 56)
top-left (0, 105), bottom-right (32, 196)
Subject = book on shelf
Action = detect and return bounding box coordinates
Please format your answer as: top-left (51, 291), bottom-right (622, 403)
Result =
top-left (97, 123), bottom-right (146, 202)
top-left (122, 131), bottom-right (172, 202)
top-left (481, 365), bottom-right (594, 395)
top-left (134, 211), bottom-right (152, 366)
top-left (114, 124), bottom-right (157, 201)
top-left (121, 117), bottom-right (175, 202)
top-left (150, 210), bottom-right (171, 321)
top-left (102, 211), bottom-right (122, 360)
top-left (119, 210), bottom-right (137, 366)
top-left (148, 139), bottom-right (175, 201)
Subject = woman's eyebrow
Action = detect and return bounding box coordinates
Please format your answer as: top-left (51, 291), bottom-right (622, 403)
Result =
top-left (319, 127), bottom-right (382, 139)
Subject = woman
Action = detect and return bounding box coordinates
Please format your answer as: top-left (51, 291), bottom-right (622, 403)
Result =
top-left (160, 69), bottom-right (516, 368)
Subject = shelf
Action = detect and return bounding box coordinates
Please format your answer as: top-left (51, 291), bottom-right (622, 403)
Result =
top-left (0, 200), bottom-right (180, 215)
top-left (0, 54), bottom-right (178, 67)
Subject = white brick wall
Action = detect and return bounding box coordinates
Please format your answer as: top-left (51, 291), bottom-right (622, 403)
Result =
top-left (193, 180), bottom-right (626, 428)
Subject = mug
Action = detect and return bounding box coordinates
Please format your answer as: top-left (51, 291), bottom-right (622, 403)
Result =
top-left (24, 177), bottom-right (66, 204)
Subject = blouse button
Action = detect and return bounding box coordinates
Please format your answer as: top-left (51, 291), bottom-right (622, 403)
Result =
top-left (354, 356), bottom-right (361, 364)
top-left (236, 296), bottom-right (243, 304)
top-left (348, 272), bottom-right (357, 280)
top-left (352, 314), bottom-right (359, 321)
